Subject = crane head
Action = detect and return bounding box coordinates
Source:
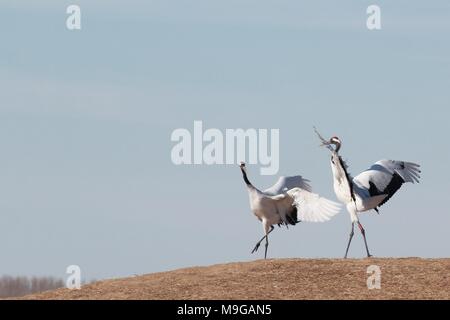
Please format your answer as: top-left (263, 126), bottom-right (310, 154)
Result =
top-left (325, 136), bottom-right (342, 153)
top-left (314, 127), bottom-right (339, 151)
top-left (330, 136), bottom-right (341, 145)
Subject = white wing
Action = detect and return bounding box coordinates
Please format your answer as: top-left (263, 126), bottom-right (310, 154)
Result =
top-left (264, 176), bottom-right (312, 196)
top-left (353, 160), bottom-right (421, 207)
top-left (286, 188), bottom-right (341, 223)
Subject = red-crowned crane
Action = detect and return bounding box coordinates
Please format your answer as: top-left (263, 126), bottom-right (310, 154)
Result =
top-left (314, 128), bottom-right (421, 258)
top-left (239, 162), bottom-right (341, 259)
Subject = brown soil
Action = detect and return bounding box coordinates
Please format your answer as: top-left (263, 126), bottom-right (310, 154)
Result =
top-left (21, 258), bottom-right (450, 300)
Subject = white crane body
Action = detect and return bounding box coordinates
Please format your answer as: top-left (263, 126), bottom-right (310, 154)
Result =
top-left (239, 162), bottom-right (341, 259)
top-left (314, 128), bottom-right (421, 258)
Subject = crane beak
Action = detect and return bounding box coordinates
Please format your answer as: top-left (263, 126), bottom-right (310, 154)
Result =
top-left (319, 139), bottom-right (335, 152)
top-left (314, 127), bottom-right (332, 148)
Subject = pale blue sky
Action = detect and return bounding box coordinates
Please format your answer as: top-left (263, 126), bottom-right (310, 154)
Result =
top-left (0, 1), bottom-right (449, 280)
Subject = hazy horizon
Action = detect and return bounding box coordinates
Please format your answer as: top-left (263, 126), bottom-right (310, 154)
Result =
top-left (1, 1), bottom-right (449, 281)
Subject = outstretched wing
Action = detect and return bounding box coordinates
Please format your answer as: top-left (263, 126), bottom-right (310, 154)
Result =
top-left (353, 160), bottom-right (421, 207)
top-left (264, 176), bottom-right (312, 196)
top-left (286, 188), bottom-right (341, 223)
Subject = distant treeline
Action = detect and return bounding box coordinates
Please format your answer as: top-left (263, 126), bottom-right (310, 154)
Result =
top-left (0, 276), bottom-right (64, 298)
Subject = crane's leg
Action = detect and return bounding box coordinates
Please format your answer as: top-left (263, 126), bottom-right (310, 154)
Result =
top-left (263, 222), bottom-right (273, 260)
top-left (358, 222), bottom-right (373, 258)
top-left (251, 226), bottom-right (274, 254)
top-left (344, 223), bottom-right (355, 259)
top-left (264, 233), bottom-right (269, 260)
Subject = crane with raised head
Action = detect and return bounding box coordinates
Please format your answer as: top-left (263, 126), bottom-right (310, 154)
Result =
top-left (239, 162), bottom-right (341, 259)
top-left (314, 127), bottom-right (421, 258)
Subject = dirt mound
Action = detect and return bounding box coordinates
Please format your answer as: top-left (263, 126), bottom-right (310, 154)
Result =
top-left (22, 258), bottom-right (450, 300)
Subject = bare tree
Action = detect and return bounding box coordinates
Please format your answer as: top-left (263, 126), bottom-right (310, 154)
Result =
top-left (0, 276), bottom-right (64, 298)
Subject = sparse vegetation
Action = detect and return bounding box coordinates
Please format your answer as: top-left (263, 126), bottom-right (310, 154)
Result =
top-left (0, 276), bottom-right (64, 298)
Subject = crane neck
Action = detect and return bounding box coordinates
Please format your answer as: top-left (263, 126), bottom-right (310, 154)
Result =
top-left (333, 142), bottom-right (341, 153)
top-left (240, 168), bottom-right (253, 188)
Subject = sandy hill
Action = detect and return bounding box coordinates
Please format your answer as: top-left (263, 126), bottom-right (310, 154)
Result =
top-left (23, 258), bottom-right (450, 300)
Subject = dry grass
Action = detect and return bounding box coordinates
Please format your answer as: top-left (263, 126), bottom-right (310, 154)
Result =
top-left (20, 258), bottom-right (450, 300)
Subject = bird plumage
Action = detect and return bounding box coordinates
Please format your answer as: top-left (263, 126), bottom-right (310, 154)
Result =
top-left (353, 160), bottom-right (421, 209)
top-left (288, 188), bottom-right (342, 223)
top-left (264, 176), bottom-right (312, 195)
top-left (314, 128), bottom-right (421, 258)
top-left (239, 162), bottom-right (341, 259)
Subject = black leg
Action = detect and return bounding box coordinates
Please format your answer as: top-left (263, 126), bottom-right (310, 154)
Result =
top-left (344, 223), bottom-right (355, 259)
top-left (251, 226), bottom-right (274, 254)
top-left (264, 233), bottom-right (269, 259)
top-left (358, 222), bottom-right (372, 258)
top-left (251, 235), bottom-right (265, 254)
